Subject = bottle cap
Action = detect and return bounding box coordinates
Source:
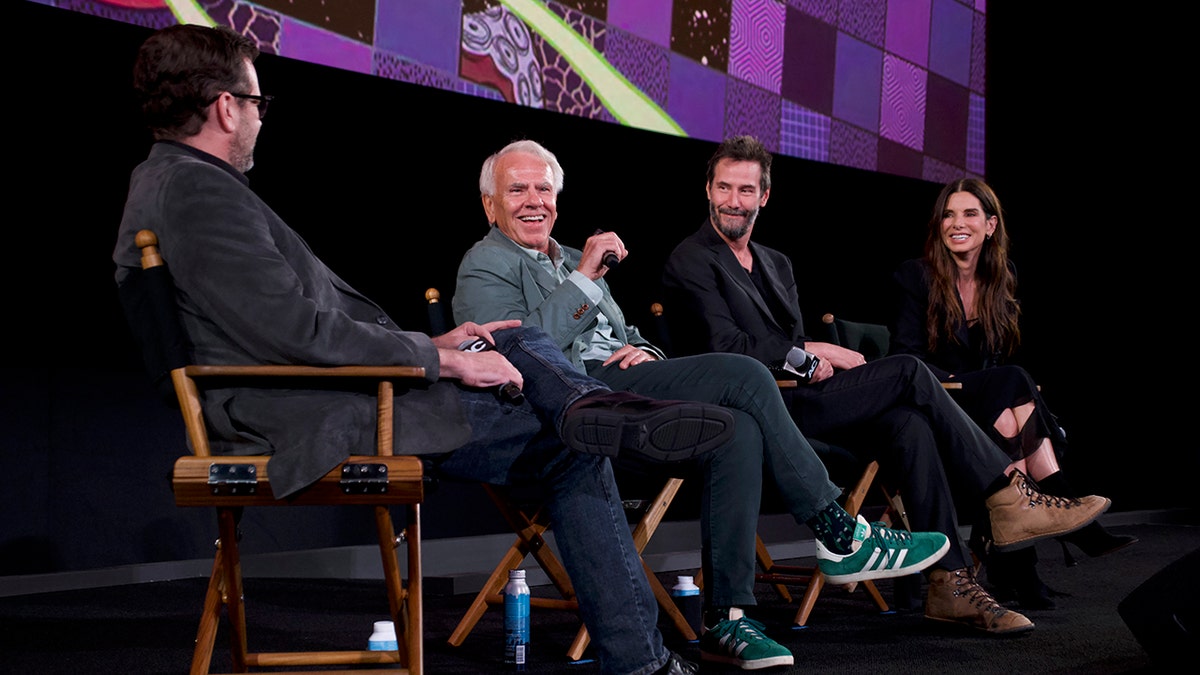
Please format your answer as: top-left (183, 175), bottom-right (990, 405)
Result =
top-left (672, 575), bottom-right (700, 595)
top-left (509, 569), bottom-right (526, 579)
top-left (367, 619), bottom-right (398, 651)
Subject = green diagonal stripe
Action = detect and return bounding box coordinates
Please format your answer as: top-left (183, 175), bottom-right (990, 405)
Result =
top-left (500, 0), bottom-right (685, 136)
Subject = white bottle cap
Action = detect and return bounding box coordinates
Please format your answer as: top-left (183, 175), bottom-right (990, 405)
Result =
top-left (368, 619), bottom-right (398, 651)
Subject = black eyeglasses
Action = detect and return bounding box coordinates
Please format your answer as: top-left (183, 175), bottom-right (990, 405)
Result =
top-left (230, 92), bottom-right (273, 119)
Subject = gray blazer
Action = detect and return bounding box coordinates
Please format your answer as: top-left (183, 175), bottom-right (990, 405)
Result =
top-left (453, 227), bottom-right (663, 372)
top-left (114, 142), bottom-right (469, 498)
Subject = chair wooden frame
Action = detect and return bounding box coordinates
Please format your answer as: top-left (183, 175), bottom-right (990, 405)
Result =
top-left (425, 289), bottom-right (696, 662)
top-left (753, 379), bottom-right (895, 626)
top-left (446, 478), bottom-right (695, 661)
top-left (649, 302), bottom-right (904, 627)
top-left (127, 230), bottom-right (426, 675)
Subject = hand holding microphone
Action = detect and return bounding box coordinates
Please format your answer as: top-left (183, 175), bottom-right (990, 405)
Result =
top-left (457, 337), bottom-right (525, 405)
top-left (784, 346), bottom-right (821, 382)
top-left (591, 229), bottom-right (621, 270)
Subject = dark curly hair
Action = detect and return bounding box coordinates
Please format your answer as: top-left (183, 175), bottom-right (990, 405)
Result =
top-left (706, 135), bottom-right (772, 193)
top-left (132, 24), bottom-right (259, 140)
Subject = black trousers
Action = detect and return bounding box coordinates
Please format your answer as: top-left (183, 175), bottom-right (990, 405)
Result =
top-left (781, 354), bottom-right (1012, 570)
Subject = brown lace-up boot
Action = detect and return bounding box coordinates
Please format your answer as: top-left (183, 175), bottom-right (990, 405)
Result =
top-left (986, 470), bottom-right (1110, 551)
top-left (925, 567), bottom-right (1034, 635)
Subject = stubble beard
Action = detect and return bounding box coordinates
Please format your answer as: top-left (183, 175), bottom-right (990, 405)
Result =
top-left (709, 201), bottom-right (757, 241)
top-left (230, 124), bottom-right (258, 173)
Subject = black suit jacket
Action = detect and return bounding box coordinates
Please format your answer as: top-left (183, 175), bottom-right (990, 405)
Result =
top-left (661, 221), bottom-right (809, 365)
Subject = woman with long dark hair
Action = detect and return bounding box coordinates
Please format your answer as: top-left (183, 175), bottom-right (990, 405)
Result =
top-left (890, 178), bottom-right (1134, 608)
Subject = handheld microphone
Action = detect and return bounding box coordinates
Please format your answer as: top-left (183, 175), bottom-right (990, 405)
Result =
top-left (784, 347), bottom-right (821, 382)
top-left (592, 229), bottom-right (620, 269)
top-left (457, 337), bottom-right (525, 405)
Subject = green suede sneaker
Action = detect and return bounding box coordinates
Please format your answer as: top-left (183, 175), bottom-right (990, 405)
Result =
top-left (816, 515), bottom-right (949, 584)
top-left (699, 608), bottom-right (794, 670)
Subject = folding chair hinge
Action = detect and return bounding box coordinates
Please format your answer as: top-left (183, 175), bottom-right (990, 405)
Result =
top-left (207, 464), bottom-right (259, 495)
top-left (341, 463), bottom-right (389, 494)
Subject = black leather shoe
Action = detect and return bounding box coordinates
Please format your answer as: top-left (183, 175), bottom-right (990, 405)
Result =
top-left (654, 651), bottom-right (700, 674)
top-left (562, 391), bottom-right (734, 463)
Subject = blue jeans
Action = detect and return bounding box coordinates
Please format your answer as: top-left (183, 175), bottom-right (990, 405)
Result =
top-left (588, 352), bottom-right (843, 610)
top-left (430, 326), bottom-right (670, 675)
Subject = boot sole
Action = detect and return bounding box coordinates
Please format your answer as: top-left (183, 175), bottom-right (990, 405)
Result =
top-left (924, 614), bottom-right (1036, 636)
top-left (992, 499), bottom-right (1111, 552)
top-left (562, 403), bottom-right (734, 463)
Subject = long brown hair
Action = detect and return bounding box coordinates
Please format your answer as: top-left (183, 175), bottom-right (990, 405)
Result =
top-left (923, 178), bottom-right (1021, 359)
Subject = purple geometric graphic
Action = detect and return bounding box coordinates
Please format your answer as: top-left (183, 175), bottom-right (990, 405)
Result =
top-left (46, 0), bottom-right (987, 181)
top-left (605, 27), bottom-right (671, 109)
top-left (782, 6), bottom-right (837, 115)
top-left (833, 32), bottom-right (882, 133)
top-left (785, 0), bottom-right (837, 25)
top-left (967, 91), bottom-right (985, 175)
top-left (923, 72), bottom-right (968, 168)
top-left (608, 0), bottom-right (673, 47)
top-left (928, 0), bottom-right (972, 87)
top-left (729, 0), bottom-right (785, 94)
top-left (780, 100), bottom-right (831, 163)
top-left (879, 53), bottom-right (926, 151)
top-left (377, 0), bottom-right (462, 73)
top-left (970, 8), bottom-right (986, 94)
top-left (884, 0), bottom-right (931, 68)
top-left (724, 76), bottom-right (782, 149)
top-left (922, 154), bottom-right (971, 184)
top-left (838, 0), bottom-right (887, 48)
top-left (878, 136), bottom-right (923, 178)
top-left (667, 52), bottom-right (727, 141)
top-left (281, 18), bottom-right (373, 76)
top-left (830, 119), bottom-right (878, 172)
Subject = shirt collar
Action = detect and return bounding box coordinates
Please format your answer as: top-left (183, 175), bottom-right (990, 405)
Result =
top-left (159, 139), bottom-right (250, 187)
top-left (505, 229), bottom-right (565, 270)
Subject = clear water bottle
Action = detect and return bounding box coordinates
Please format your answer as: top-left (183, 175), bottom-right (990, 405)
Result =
top-left (504, 569), bottom-right (530, 669)
top-left (671, 575), bottom-right (703, 639)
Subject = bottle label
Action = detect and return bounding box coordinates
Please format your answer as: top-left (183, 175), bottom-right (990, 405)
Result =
top-left (504, 585), bottom-right (530, 667)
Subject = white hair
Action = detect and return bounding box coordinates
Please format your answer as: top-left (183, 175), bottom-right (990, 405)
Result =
top-left (478, 139), bottom-right (565, 196)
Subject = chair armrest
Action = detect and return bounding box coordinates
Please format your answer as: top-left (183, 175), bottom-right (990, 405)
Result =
top-left (172, 364), bottom-right (428, 458)
top-left (173, 455), bottom-right (425, 506)
top-left (184, 364), bottom-right (426, 379)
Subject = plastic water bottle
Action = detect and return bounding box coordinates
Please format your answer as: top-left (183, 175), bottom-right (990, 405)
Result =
top-left (504, 569), bottom-right (530, 669)
top-left (367, 619), bottom-right (397, 651)
top-left (670, 575), bottom-right (703, 639)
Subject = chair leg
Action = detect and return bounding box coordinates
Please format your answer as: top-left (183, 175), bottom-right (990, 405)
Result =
top-left (447, 540), bottom-right (530, 648)
top-left (755, 535), bottom-right (793, 603)
top-left (646, 558), bottom-right (696, 641)
top-left (190, 551), bottom-right (224, 675)
top-left (405, 504), bottom-right (423, 675)
top-left (792, 567), bottom-right (826, 626)
top-left (216, 507), bottom-right (248, 673)
top-left (375, 504), bottom-right (422, 675)
top-left (455, 478), bottom-right (693, 663)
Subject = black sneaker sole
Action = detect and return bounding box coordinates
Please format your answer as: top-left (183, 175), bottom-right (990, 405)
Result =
top-left (562, 403), bottom-right (734, 463)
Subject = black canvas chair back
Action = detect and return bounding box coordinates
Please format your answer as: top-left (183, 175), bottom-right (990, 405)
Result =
top-left (119, 229), bottom-right (426, 674)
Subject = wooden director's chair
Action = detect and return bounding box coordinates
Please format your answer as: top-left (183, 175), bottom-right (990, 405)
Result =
top-left (648, 302), bottom-right (913, 627)
top-left (119, 230), bottom-right (427, 674)
top-left (424, 288), bottom-right (696, 662)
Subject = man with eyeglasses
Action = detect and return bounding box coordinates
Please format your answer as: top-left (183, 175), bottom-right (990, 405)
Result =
top-left (111, 23), bottom-right (740, 675)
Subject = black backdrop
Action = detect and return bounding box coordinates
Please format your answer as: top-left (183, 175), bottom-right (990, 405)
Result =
top-left (2, 1), bottom-right (1184, 576)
